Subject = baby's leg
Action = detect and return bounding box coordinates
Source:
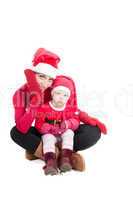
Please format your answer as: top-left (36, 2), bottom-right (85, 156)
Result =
top-left (42, 134), bottom-right (58, 175)
top-left (59, 129), bottom-right (74, 172)
top-left (61, 129), bottom-right (74, 150)
top-left (42, 134), bottom-right (57, 154)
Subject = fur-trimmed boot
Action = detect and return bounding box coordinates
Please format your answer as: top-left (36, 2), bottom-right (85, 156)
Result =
top-left (43, 152), bottom-right (58, 175)
top-left (71, 152), bottom-right (85, 171)
top-left (25, 150), bottom-right (38, 160)
top-left (59, 149), bottom-right (73, 173)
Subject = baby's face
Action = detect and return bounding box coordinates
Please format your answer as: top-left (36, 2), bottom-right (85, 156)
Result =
top-left (52, 90), bottom-right (70, 107)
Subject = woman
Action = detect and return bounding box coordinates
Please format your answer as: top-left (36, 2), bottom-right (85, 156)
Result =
top-left (10, 48), bottom-right (107, 171)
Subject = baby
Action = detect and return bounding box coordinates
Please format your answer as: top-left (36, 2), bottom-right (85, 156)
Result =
top-left (35, 76), bottom-right (80, 175)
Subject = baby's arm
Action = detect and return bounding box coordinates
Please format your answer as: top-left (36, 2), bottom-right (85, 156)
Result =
top-left (60, 114), bottom-right (80, 132)
top-left (35, 108), bottom-right (60, 134)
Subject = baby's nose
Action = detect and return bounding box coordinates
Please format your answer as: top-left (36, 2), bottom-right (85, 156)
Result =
top-left (59, 96), bottom-right (63, 100)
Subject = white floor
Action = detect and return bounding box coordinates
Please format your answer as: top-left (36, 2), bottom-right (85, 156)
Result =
top-left (0, 0), bottom-right (133, 199)
top-left (2, 120), bottom-right (132, 200)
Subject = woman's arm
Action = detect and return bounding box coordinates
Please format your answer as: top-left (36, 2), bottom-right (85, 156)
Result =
top-left (13, 87), bottom-right (36, 134)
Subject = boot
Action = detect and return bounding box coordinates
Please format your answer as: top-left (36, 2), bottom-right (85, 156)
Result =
top-left (43, 152), bottom-right (58, 175)
top-left (34, 141), bottom-right (44, 160)
top-left (59, 149), bottom-right (73, 173)
top-left (32, 141), bottom-right (59, 160)
top-left (71, 152), bottom-right (85, 171)
top-left (25, 141), bottom-right (59, 161)
top-left (25, 150), bottom-right (38, 160)
top-left (56, 141), bottom-right (85, 171)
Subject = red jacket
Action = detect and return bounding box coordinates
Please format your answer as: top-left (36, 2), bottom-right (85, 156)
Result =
top-left (12, 82), bottom-right (51, 133)
top-left (12, 70), bottom-right (107, 134)
top-left (35, 102), bottom-right (80, 134)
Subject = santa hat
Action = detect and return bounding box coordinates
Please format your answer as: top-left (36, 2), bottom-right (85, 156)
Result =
top-left (31, 48), bottom-right (60, 79)
top-left (52, 76), bottom-right (78, 110)
top-left (52, 86), bottom-right (71, 98)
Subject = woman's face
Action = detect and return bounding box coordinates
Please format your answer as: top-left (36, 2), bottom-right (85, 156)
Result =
top-left (35, 73), bottom-right (54, 91)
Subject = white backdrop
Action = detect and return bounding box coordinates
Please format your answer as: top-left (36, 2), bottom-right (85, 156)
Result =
top-left (0, 0), bottom-right (132, 200)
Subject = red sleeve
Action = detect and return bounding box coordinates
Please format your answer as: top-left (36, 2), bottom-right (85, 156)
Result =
top-left (13, 87), bottom-right (36, 134)
top-left (68, 115), bottom-right (80, 131)
top-left (65, 109), bottom-right (80, 131)
top-left (79, 110), bottom-right (107, 134)
top-left (34, 110), bottom-right (46, 133)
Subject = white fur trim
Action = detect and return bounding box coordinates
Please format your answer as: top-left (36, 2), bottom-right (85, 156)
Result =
top-left (32, 63), bottom-right (58, 78)
top-left (75, 111), bottom-right (80, 115)
top-left (49, 101), bottom-right (66, 111)
top-left (52, 86), bottom-right (71, 97)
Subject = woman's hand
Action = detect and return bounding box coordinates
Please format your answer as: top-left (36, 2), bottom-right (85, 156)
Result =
top-left (79, 110), bottom-right (107, 134)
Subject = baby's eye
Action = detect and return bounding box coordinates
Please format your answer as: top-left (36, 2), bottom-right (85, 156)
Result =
top-left (64, 94), bottom-right (68, 97)
top-left (56, 92), bottom-right (61, 95)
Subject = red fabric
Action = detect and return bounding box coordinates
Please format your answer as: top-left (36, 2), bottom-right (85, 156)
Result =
top-left (13, 70), bottom-right (51, 133)
top-left (13, 67), bottom-right (107, 135)
top-left (52, 76), bottom-right (74, 95)
top-left (79, 110), bottom-right (107, 134)
top-left (39, 123), bottom-right (60, 135)
top-left (53, 75), bottom-right (78, 111)
top-left (35, 102), bottom-right (80, 135)
top-left (60, 119), bottom-right (80, 132)
top-left (24, 69), bottom-right (42, 95)
top-left (32, 48), bottom-right (60, 68)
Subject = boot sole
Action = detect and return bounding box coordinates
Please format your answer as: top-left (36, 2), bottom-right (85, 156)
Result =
top-left (60, 163), bottom-right (72, 173)
top-left (44, 167), bottom-right (58, 175)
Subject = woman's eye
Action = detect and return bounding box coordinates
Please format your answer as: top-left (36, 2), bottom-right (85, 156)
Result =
top-left (39, 75), bottom-right (44, 78)
top-left (49, 80), bottom-right (53, 83)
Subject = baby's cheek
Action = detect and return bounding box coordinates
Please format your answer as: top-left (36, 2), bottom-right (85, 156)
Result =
top-left (64, 97), bottom-right (69, 104)
top-left (53, 94), bottom-right (59, 102)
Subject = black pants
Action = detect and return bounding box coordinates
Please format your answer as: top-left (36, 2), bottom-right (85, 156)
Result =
top-left (10, 124), bottom-right (101, 154)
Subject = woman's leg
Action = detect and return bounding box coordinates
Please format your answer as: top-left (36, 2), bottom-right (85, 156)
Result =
top-left (10, 126), bottom-right (58, 159)
top-left (74, 124), bottom-right (101, 152)
top-left (10, 126), bottom-right (42, 154)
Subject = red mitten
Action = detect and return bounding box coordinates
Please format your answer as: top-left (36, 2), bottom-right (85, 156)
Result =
top-left (60, 121), bottom-right (68, 133)
top-left (40, 123), bottom-right (60, 135)
top-left (24, 69), bottom-right (42, 94)
top-left (79, 110), bottom-right (107, 134)
top-left (60, 119), bottom-right (80, 132)
top-left (50, 124), bottom-right (60, 135)
top-left (24, 69), bottom-right (42, 107)
top-left (91, 118), bottom-right (107, 134)
top-left (40, 123), bottom-right (52, 134)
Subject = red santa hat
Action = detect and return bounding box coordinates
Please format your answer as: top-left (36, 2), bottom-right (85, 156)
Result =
top-left (52, 76), bottom-right (78, 111)
top-left (31, 48), bottom-right (60, 79)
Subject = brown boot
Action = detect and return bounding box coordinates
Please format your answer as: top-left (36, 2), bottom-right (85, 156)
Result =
top-left (43, 152), bottom-right (58, 175)
top-left (33, 141), bottom-right (59, 160)
top-left (25, 150), bottom-right (38, 160)
top-left (59, 149), bottom-right (73, 173)
top-left (34, 141), bottom-right (44, 160)
top-left (71, 152), bottom-right (85, 171)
